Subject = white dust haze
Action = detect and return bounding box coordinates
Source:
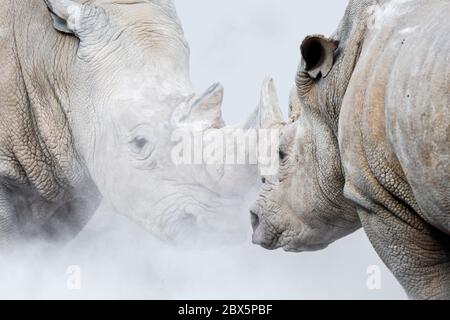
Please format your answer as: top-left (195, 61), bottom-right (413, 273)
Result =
top-left (0, 1), bottom-right (406, 299)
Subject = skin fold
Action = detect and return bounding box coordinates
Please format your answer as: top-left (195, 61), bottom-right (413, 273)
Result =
top-left (251, 0), bottom-right (450, 299)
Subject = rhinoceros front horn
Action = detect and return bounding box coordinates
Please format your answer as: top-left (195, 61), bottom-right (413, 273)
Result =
top-left (242, 77), bottom-right (285, 129)
top-left (258, 77), bottom-right (285, 129)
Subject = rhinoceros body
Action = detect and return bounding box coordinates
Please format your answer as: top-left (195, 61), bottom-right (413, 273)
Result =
top-left (251, 0), bottom-right (450, 299)
top-left (340, 0), bottom-right (450, 299)
top-left (0, 0), bottom-right (259, 248)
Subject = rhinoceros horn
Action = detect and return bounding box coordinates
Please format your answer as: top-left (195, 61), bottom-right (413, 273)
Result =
top-left (175, 83), bottom-right (226, 130)
top-left (245, 77), bottom-right (285, 129)
top-left (243, 77), bottom-right (285, 129)
top-left (260, 77), bottom-right (285, 129)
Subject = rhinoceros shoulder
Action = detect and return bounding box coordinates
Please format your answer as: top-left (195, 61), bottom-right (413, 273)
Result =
top-left (1, 0), bottom-right (98, 204)
top-left (340, 0), bottom-right (450, 233)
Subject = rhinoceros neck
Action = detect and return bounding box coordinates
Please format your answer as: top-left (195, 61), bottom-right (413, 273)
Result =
top-left (6, 0), bottom-right (97, 200)
top-left (316, 0), bottom-right (371, 136)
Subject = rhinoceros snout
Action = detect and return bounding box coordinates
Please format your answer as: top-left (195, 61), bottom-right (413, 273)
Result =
top-left (250, 207), bottom-right (279, 250)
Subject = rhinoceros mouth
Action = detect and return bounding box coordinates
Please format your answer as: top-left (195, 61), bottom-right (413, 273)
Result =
top-left (251, 221), bottom-right (284, 251)
top-left (250, 205), bottom-right (332, 252)
top-left (143, 183), bottom-right (247, 244)
top-left (159, 204), bottom-right (247, 247)
top-left (250, 200), bottom-right (287, 250)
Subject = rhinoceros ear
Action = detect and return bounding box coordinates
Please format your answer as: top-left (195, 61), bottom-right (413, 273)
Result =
top-left (300, 35), bottom-right (339, 79)
top-left (44, 0), bottom-right (84, 35)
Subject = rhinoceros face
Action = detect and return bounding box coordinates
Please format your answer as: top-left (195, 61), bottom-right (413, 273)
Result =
top-left (44, 0), bottom-right (258, 246)
top-left (250, 107), bottom-right (356, 252)
top-left (250, 37), bottom-right (362, 251)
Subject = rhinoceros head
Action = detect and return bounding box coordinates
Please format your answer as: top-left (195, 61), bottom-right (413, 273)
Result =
top-left (43, 0), bottom-right (260, 246)
top-left (250, 34), bottom-right (362, 252)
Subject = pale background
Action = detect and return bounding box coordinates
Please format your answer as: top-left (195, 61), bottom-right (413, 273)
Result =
top-left (0, 1), bottom-right (407, 299)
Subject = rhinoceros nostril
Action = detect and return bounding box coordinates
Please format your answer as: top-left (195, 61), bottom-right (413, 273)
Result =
top-left (250, 210), bottom-right (260, 231)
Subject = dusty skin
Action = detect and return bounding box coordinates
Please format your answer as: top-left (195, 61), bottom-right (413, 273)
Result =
top-left (251, 0), bottom-right (450, 300)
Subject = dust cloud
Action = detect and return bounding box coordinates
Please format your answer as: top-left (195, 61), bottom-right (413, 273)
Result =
top-left (0, 201), bottom-right (405, 299)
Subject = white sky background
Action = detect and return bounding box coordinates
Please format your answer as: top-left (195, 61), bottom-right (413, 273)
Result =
top-left (177, 0), bottom-right (350, 123)
top-left (0, 1), bottom-right (407, 299)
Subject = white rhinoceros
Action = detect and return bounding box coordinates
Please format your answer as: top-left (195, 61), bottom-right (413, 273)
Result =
top-left (251, 0), bottom-right (450, 299)
top-left (0, 0), bottom-right (260, 248)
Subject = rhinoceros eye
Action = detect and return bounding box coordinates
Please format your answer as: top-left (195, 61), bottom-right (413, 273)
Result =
top-left (279, 148), bottom-right (288, 161)
top-left (129, 136), bottom-right (148, 152)
top-left (128, 132), bottom-right (155, 161)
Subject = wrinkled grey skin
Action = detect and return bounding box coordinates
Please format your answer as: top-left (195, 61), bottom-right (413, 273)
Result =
top-left (252, 0), bottom-right (450, 299)
top-left (0, 0), bottom-right (260, 249)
